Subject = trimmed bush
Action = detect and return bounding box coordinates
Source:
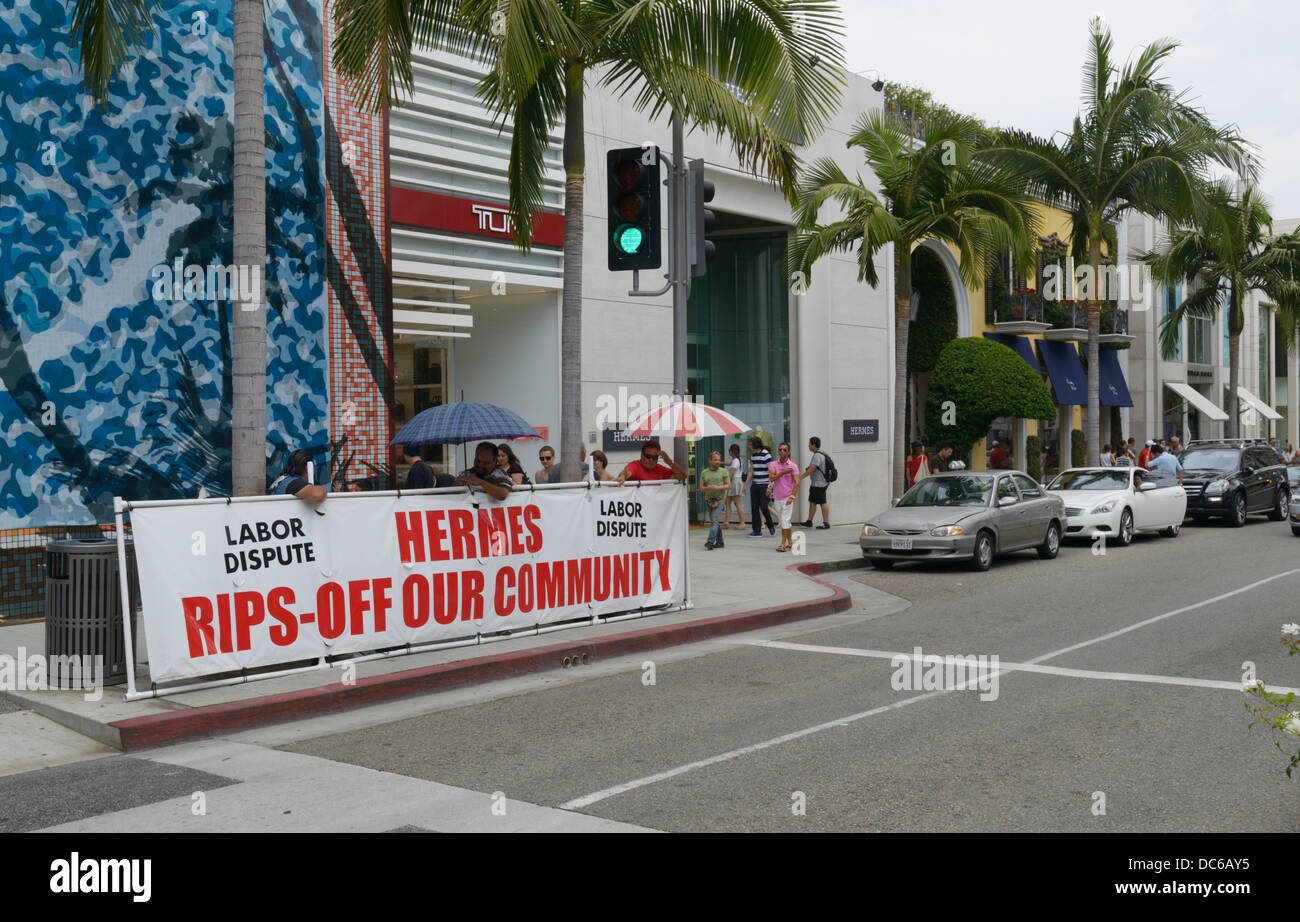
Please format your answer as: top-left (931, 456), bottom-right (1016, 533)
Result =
top-left (1072, 429), bottom-right (1086, 467)
top-left (1026, 435), bottom-right (1043, 481)
top-left (925, 338), bottom-right (1057, 458)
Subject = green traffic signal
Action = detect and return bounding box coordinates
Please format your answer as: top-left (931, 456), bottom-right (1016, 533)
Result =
top-left (615, 225), bottom-right (644, 254)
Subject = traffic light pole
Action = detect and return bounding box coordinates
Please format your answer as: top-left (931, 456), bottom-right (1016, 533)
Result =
top-left (670, 113), bottom-right (688, 487)
top-left (625, 116), bottom-right (690, 482)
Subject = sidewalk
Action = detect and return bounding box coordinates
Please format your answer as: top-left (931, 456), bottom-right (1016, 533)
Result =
top-left (1, 523), bottom-right (873, 751)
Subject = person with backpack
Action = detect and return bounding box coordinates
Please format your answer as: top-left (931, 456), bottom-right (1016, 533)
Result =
top-left (268, 449), bottom-right (328, 505)
top-left (800, 436), bottom-right (834, 529)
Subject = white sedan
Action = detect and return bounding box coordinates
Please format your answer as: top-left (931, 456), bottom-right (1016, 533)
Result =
top-left (1045, 466), bottom-right (1187, 545)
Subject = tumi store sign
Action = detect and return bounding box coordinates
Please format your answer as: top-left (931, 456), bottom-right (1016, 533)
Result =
top-left (391, 187), bottom-right (565, 248)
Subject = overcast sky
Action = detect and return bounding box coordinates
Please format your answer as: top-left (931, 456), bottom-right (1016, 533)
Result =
top-left (841, 0), bottom-right (1300, 220)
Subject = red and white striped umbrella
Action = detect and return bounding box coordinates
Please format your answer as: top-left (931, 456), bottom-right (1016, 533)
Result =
top-left (622, 401), bottom-right (750, 439)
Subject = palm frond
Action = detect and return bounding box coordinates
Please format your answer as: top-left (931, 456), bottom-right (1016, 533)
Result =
top-left (71, 0), bottom-right (157, 107)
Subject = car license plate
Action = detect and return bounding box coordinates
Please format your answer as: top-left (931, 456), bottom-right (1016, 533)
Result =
top-left (890, 537), bottom-right (913, 550)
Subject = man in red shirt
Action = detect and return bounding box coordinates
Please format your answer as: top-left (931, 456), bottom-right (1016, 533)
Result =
top-left (617, 440), bottom-right (686, 485)
top-left (989, 440), bottom-right (1009, 470)
top-left (1138, 440), bottom-right (1154, 469)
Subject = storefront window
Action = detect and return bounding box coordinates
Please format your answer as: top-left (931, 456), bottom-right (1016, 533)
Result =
top-left (687, 231), bottom-right (790, 518)
top-left (394, 341), bottom-right (450, 474)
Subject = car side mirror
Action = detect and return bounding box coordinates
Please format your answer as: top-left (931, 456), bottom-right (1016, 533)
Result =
top-left (998, 496), bottom-right (1018, 507)
top-left (1241, 466), bottom-right (1254, 476)
top-left (1138, 481), bottom-right (1157, 491)
top-left (891, 498), bottom-right (900, 507)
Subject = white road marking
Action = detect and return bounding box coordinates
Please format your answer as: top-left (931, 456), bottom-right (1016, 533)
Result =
top-left (559, 568), bottom-right (1300, 811)
top-left (749, 640), bottom-right (1300, 695)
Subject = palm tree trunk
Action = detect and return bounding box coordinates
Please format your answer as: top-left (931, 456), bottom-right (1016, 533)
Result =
top-left (558, 62), bottom-right (585, 484)
top-left (232, 0), bottom-right (266, 495)
top-left (1085, 239), bottom-right (1101, 466)
top-left (893, 245), bottom-right (913, 498)
top-left (1228, 282), bottom-right (1242, 438)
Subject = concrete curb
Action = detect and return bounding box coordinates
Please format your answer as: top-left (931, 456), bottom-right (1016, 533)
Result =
top-left (109, 558), bottom-right (864, 752)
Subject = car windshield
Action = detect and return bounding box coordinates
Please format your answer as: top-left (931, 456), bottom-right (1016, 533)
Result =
top-left (1181, 449), bottom-right (1239, 471)
top-left (898, 476), bottom-right (992, 507)
top-left (1047, 470), bottom-right (1130, 491)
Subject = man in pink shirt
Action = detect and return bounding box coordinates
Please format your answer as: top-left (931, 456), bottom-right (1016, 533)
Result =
top-left (767, 442), bottom-right (801, 552)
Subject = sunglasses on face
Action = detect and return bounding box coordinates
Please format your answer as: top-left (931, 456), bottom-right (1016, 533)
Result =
top-left (643, 452), bottom-right (660, 461)
top-left (540, 455), bottom-right (553, 462)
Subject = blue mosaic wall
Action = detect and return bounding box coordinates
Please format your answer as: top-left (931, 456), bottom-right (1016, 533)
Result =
top-left (0, 0), bottom-right (328, 527)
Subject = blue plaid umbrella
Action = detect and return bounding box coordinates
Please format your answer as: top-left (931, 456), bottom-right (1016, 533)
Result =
top-left (389, 401), bottom-right (540, 449)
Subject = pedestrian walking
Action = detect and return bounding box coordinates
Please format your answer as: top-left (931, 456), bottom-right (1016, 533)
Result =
top-left (1099, 444), bottom-right (1113, 467)
top-left (744, 436), bottom-right (777, 537)
top-left (768, 443), bottom-right (800, 551)
top-left (1137, 440), bottom-right (1154, 469)
top-left (726, 443), bottom-right (746, 529)
top-left (1285, 443), bottom-right (1296, 465)
top-left (700, 451), bottom-right (730, 550)
top-left (989, 440), bottom-right (1010, 470)
top-left (800, 436), bottom-right (831, 528)
top-left (905, 440), bottom-right (930, 487)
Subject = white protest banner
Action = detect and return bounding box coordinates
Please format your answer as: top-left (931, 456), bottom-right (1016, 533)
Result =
top-left (131, 484), bottom-right (686, 682)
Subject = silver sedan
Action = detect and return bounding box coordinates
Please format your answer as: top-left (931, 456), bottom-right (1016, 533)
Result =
top-left (860, 471), bottom-right (1065, 571)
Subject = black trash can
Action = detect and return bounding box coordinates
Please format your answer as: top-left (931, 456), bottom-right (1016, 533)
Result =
top-left (44, 539), bottom-right (140, 688)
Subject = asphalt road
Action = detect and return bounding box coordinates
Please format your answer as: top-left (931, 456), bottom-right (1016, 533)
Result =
top-left (6, 514), bottom-right (1299, 833)
top-left (277, 515), bottom-right (1300, 832)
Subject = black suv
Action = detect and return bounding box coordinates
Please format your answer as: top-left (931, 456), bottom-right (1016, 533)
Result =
top-left (1180, 441), bottom-right (1289, 526)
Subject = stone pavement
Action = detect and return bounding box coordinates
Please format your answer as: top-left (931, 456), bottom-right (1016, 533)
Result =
top-left (0, 522), bottom-right (889, 753)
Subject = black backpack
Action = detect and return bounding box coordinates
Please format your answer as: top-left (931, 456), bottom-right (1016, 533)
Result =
top-left (819, 451), bottom-right (838, 483)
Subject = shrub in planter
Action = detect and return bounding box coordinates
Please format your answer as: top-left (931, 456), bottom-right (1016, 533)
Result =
top-left (1026, 435), bottom-right (1043, 481)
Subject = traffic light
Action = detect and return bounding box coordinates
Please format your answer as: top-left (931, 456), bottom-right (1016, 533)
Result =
top-left (606, 146), bottom-right (661, 271)
top-left (687, 158), bottom-right (716, 277)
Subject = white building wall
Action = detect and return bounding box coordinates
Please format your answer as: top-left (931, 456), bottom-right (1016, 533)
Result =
top-left (579, 71), bottom-right (894, 521)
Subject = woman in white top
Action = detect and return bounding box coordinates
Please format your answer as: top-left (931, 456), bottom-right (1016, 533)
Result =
top-left (1099, 444), bottom-right (1113, 466)
top-left (726, 443), bottom-right (746, 529)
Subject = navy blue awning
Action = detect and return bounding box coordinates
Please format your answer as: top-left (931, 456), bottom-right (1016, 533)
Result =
top-left (1036, 339), bottom-right (1086, 405)
top-left (1096, 347), bottom-right (1133, 407)
top-left (983, 332), bottom-right (1039, 370)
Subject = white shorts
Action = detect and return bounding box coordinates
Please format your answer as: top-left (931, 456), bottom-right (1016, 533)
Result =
top-left (778, 498), bottom-right (794, 529)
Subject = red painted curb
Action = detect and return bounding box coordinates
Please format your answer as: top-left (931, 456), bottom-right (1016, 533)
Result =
top-left (110, 560), bottom-right (857, 751)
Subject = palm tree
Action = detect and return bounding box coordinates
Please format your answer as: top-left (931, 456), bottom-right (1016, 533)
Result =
top-left (331, 0), bottom-right (846, 482)
top-left (788, 108), bottom-right (1041, 498)
top-left (74, 0), bottom-right (268, 496)
top-left (1146, 182), bottom-right (1300, 437)
top-left (980, 17), bottom-right (1255, 465)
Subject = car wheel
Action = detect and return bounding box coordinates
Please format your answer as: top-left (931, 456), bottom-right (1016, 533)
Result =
top-left (1230, 492), bottom-right (1248, 527)
top-left (1116, 508), bottom-right (1134, 546)
top-left (1037, 521), bottom-right (1060, 559)
top-left (1269, 489), bottom-right (1288, 521)
top-left (869, 558), bottom-right (895, 570)
top-left (1161, 522), bottom-right (1181, 537)
top-left (970, 531), bottom-right (994, 571)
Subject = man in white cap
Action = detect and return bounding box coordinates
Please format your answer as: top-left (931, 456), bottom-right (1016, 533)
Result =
top-left (989, 439), bottom-right (1010, 470)
top-left (1138, 440), bottom-right (1154, 469)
